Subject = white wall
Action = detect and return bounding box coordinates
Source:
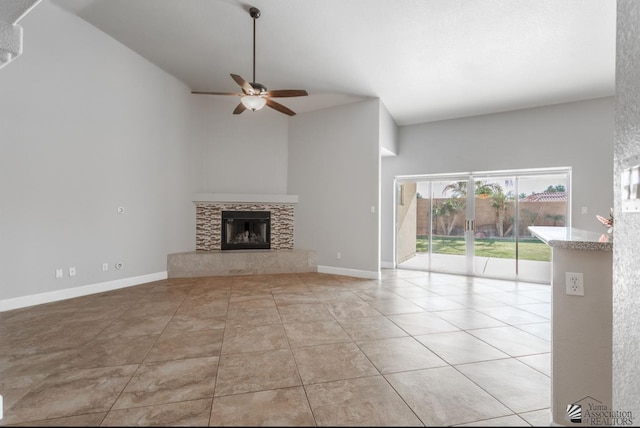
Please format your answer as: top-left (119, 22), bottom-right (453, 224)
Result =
top-left (195, 97), bottom-right (289, 194)
top-left (381, 97), bottom-right (615, 265)
top-left (0, 1), bottom-right (200, 304)
top-left (288, 100), bottom-right (381, 277)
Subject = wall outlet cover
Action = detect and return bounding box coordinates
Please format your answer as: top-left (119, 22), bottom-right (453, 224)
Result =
top-left (566, 272), bottom-right (584, 296)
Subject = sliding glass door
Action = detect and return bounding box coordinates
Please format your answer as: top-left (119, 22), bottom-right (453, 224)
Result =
top-left (430, 178), bottom-right (469, 275)
top-left (395, 168), bottom-right (569, 282)
top-left (396, 175), bottom-right (471, 276)
top-left (471, 176), bottom-right (517, 278)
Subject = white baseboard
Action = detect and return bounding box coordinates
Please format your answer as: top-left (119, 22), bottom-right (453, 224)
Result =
top-left (0, 271), bottom-right (168, 312)
top-left (317, 265), bottom-right (381, 280)
top-left (380, 261), bottom-right (395, 269)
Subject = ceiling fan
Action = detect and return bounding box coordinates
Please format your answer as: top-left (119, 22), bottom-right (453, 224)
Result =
top-left (191, 6), bottom-right (308, 116)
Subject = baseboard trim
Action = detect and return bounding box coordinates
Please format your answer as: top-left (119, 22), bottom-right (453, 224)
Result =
top-left (380, 261), bottom-right (395, 269)
top-left (0, 271), bottom-right (168, 312)
top-left (317, 265), bottom-right (381, 280)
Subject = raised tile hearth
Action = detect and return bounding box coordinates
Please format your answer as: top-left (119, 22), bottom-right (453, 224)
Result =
top-left (167, 249), bottom-right (317, 278)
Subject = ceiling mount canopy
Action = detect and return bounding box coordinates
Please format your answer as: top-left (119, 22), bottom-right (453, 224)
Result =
top-left (191, 6), bottom-right (308, 116)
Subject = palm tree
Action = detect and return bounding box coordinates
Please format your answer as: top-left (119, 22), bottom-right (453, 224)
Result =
top-left (432, 198), bottom-right (464, 235)
top-left (442, 180), bottom-right (501, 199)
top-left (437, 181), bottom-right (467, 236)
top-left (488, 185), bottom-right (516, 237)
top-left (443, 180), bottom-right (519, 237)
top-left (476, 182), bottom-right (500, 199)
top-left (442, 181), bottom-right (467, 198)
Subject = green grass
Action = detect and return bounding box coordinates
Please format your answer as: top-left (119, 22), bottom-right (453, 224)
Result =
top-left (416, 236), bottom-right (551, 261)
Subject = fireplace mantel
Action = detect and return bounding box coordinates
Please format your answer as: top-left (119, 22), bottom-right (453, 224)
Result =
top-left (193, 193), bottom-right (298, 204)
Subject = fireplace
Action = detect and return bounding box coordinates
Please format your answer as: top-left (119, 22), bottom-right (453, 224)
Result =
top-left (194, 195), bottom-right (296, 251)
top-left (221, 211), bottom-right (271, 250)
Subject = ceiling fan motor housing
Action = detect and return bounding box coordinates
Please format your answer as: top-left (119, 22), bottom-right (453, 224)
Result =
top-left (251, 82), bottom-right (267, 94)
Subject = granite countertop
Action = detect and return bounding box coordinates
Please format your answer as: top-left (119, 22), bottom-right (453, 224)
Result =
top-left (528, 226), bottom-right (613, 251)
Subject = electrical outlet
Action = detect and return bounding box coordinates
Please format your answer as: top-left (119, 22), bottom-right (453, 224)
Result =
top-left (566, 272), bottom-right (584, 296)
top-left (336, 252), bottom-right (342, 260)
top-left (102, 263), bottom-right (109, 272)
top-left (55, 268), bottom-right (63, 279)
top-left (115, 262), bottom-right (124, 270)
top-left (69, 267), bottom-right (76, 277)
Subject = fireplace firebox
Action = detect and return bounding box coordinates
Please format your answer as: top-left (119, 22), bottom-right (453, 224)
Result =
top-left (221, 211), bottom-right (271, 250)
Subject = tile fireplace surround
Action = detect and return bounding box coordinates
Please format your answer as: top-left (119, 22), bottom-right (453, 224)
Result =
top-left (167, 194), bottom-right (317, 277)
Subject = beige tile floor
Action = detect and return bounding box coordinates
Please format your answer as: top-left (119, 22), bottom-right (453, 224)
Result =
top-left (0, 269), bottom-right (552, 426)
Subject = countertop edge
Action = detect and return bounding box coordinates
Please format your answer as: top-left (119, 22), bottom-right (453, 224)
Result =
top-left (546, 239), bottom-right (613, 251)
top-left (529, 226), bottom-right (613, 252)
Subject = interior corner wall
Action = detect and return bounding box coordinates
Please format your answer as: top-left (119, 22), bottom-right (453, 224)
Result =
top-left (288, 100), bottom-right (380, 277)
top-left (0, 0), bottom-right (201, 303)
top-left (196, 96), bottom-right (289, 194)
top-left (379, 100), bottom-right (398, 155)
top-left (613, 0), bottom-right (640, 415)
top-left (381, 97), bottom-right (615, 265)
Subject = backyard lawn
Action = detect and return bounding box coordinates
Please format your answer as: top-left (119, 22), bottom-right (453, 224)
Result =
top-left (416, 236), bottom-right (551, 261)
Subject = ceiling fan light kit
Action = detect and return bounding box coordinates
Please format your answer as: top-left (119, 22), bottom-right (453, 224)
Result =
top-left (241, 94), bottom-right (267, 111)
top-left (191, 6), bottom-right (308, 116)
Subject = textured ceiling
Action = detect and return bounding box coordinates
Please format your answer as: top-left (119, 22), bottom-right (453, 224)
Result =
top-left (1, 0), bottom-right (42, 24)
top-left (50, 0), bottom-right (616, 126)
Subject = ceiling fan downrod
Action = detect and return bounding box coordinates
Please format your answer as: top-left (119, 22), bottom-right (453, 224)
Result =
top-left (249, 7), bottom-right (260, 85)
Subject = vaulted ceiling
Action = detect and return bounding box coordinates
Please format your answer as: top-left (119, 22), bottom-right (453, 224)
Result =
top-left (50, 0), bottom-right (615, 126)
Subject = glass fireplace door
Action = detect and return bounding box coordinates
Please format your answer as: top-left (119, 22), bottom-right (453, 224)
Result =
top-left (221, 211), bottom-right (271, 250)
